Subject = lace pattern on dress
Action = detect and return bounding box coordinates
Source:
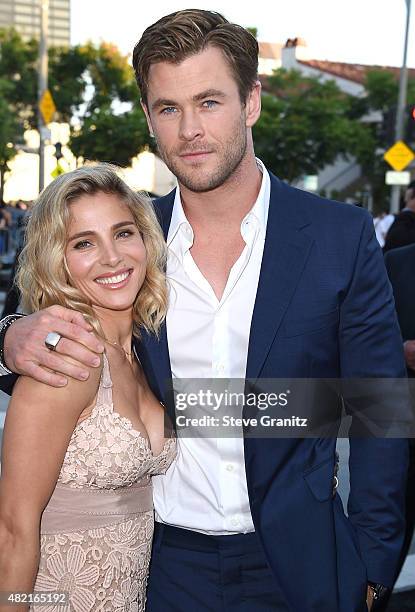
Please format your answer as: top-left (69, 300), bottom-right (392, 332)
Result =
top-left (32, 353), bottom-right (176, 611)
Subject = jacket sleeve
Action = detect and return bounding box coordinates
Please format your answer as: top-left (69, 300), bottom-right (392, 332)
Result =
top-left (339, 211), bottom-right (409, 587)
top-left (0, 371), bottom-right (19, 396)
top-left (0, 312), bottom-right (22, 396)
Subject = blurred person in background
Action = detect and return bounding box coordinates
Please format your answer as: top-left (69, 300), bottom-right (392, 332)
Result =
top-left (373, 210), bottom-right (395, 248)
top-left (384, 243), bottom-right (415, 608)
top-left (1, 200), bottom-right (30, 319)
top-left (384, 180), bottom-right (415, 252)
top-left (0, 203), bottom-right (11, 255)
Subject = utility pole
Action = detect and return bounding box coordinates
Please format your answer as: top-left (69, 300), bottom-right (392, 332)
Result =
top-left (390, 0), bottom-right (412, 213)
top-left (38, 0), bottom-right (49, 193)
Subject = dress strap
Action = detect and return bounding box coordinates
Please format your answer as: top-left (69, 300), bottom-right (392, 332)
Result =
top-left (95, 352), bottom-right (113, 410)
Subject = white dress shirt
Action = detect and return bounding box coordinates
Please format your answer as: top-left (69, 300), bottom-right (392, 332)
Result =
top-left (153, 160), bottom-right (270, 534)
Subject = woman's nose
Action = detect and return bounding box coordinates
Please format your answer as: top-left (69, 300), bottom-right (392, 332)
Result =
top-left (101, 241), bottom-right (123, 267)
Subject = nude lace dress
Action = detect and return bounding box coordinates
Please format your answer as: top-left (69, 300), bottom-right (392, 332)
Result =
top-left (31, 354), bottom-right (176, 612)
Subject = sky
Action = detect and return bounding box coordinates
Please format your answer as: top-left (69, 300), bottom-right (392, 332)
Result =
top-left (71, 0), bottom-right (415, 69)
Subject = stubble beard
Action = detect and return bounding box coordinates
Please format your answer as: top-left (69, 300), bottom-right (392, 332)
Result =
top-left (154, 115), bottom-right (248, 193)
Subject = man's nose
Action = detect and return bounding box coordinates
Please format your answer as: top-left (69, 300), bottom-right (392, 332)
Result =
top-left (179, 110), bottom-right (204, 141)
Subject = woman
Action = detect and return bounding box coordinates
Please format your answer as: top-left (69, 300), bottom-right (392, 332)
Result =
top-left (0, 164), bottom-right (176, 611)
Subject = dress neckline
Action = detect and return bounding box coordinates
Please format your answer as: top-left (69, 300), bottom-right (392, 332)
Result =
top-left (89, 351), bottom-right (174, 460)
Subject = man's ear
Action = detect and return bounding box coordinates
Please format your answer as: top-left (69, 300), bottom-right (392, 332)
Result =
top-left (245, 81), bottom-right (262, 128)
top-left (141, 99), bottom-right (155, 137)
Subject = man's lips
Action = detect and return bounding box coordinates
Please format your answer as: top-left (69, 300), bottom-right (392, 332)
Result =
top-left (179, 151), bottom-right (213, 160)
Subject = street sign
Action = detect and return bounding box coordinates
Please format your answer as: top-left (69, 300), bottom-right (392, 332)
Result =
top-left (51, 162), bottom-right (65, 178)
top-left (383, 140), bottom-right (415, 171)
top-left (385, 171), bottom-right (411, 185)
top-left (39, 89), bottom-right (56, 125)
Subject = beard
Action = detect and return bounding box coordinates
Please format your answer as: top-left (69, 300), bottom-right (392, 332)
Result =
top-left (154, 113), bottom-right (248, 193)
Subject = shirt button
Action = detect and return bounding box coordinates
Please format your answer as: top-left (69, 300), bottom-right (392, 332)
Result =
top-left (226, 464), bottom-right (234, 472)
top-left (231, 517), bottom-right (239, 527)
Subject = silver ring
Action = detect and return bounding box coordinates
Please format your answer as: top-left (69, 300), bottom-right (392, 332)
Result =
top-left (45, 331), bottom-right (62, 351)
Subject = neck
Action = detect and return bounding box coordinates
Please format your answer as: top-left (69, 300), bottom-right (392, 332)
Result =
top-left (93, 306), bottom-right (133, 351)
top-left (179, 147), bottom-right (262, 229)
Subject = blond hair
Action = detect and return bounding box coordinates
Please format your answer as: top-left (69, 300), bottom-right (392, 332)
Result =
top-left (17, 163), bottom-right (167, 336)
top-left (133, 9), bottom-right (258, 107)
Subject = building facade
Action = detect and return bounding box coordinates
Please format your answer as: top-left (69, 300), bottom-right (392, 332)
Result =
top-left (0, 0), bottom-right (70, 47)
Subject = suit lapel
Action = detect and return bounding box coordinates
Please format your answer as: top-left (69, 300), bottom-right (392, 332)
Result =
top-left (139, 179), bottom-right (314, 393)
top-left (135, 191), bottom-right (175, 419)
top-left (246, 175), bottom-right (314, 379)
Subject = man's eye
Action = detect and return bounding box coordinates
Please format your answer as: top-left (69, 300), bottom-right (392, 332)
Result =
top-left (203, 100), bottom-right (218, 108)
top-left (161, 107), bottom-right (177, 115)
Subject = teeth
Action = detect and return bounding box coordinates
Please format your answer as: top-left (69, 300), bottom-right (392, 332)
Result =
top-left (95, 271), bottom-right (130, 285)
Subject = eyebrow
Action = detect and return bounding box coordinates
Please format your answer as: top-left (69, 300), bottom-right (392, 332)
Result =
top-left (68, 221), bottom-right (136, 242)
top-left (151, 89), bottom-right (226, 111)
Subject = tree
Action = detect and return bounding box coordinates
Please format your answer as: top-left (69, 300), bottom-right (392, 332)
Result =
top-left (254, 69), bottom-right (369, 183)
top-left (0, 28), bottom-right (91, 128)
top-left (0, 28), bottom-right (37, 127)
top-left (70, 104), bottom-right (153, 166)
top-left (0, 79), bottom-right (24, 202)
top-left (0, 29), bottom-right (153, 180)
top-left (354, 69), bottom-right (415, 213)
top-left (68, 42), bottom-right (152, 167)
top-left (81, 42), bottom-right (138, 113)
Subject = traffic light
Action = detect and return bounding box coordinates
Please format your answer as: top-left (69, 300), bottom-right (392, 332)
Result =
top-left (380, 105), bottom-right (415, 146)
top-left (380, 107), bottom-right (396, 147)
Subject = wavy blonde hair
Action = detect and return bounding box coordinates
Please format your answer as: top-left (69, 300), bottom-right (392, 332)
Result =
top-left (17, 163), bottom-right (168, 337)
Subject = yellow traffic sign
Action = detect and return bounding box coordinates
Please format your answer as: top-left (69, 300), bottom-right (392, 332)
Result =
top-left (39, 89), bottom-right (56, 125)
top-left (51, 162), bottom-right (65, 178)
top-left (384, 140), bottom-right (415, 172)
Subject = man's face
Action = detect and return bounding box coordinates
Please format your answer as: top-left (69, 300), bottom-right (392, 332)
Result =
top-left (404, 186), bottom-right (415, 210)
top-left (142, 46), bottom-right (260, 193)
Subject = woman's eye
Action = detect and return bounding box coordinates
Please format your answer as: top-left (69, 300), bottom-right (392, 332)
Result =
top-left (74, 240), bottom-right (92, 250)
top-left (117, 230), bottom-right (134, 239)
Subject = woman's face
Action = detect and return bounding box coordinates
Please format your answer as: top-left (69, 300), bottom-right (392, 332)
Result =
top-left (65, 191), bottom-right (147, 313)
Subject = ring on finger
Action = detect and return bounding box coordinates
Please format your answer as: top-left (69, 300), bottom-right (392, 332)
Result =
top-left (45, 331), bottom-right (62, 352)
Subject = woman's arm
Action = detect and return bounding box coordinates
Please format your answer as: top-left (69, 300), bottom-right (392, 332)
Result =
top-left (0, 358), bottom-right (101, 611)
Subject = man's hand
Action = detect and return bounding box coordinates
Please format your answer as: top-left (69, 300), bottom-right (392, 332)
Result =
top-left (366, 584), bottom-right (374, 611)
top-left (3, 305), bottom-right (105, 387)
top-left (404, 340), bottom-right (415, 372)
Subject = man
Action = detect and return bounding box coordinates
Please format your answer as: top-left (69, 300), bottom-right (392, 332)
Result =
top-left (373, 211), bottom-right (395, 248)
top-left (383, 180), bottom-right (415, 252)
top-left (384, 243), bottom-right (415, 586)
top-left (0, 10), bottom-right (409, 612)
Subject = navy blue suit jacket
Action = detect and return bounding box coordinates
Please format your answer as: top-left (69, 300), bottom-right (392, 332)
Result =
top-left (135, 172), bottom-right (409, 612)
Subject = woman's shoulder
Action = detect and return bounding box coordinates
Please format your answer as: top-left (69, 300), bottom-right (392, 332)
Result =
top-left (14, 354), bottom-right (103, 416)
